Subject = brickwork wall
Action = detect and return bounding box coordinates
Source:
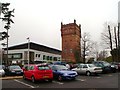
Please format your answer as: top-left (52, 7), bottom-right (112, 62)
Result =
top-left (61, 20), bottom-right (81, 63)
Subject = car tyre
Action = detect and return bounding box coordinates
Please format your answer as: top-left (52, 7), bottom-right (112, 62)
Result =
top-left (23, 74), bottom-right (26, 80)
top-left (48, 79), bottom-right (53, 82)
top-left (31, 76), bottom-right (36, 83)
top-left (86, 71), bottom-right (91, 76)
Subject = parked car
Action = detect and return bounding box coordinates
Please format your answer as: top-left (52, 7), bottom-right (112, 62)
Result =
top-left (49, 65), bottom-right (78, 81)
top-left (22, 63), bottom-right (53, 83)
top-left (110, 62), bottom-right (118, 72)
top-left (0, 65), bottom-right (5, 77)
top-left (72, 64), bottom-right (102, 76)
top-left (111, 62), bottom-right (120, 71)
top-left (92, 61), bottom-right (116, 73)
top-left (115, 62), bottom-right (120, 71)
top-left (5, 65), bottom-right (23, 76)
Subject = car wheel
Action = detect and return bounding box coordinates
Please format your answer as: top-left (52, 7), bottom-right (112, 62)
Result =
top-left (31, 76), bottom-right (36, 83)
top-left (86, 71), bottom-right (91, 76)
top-left (48, 79), bottom-right (53, 82)
top-left (58, 76), bottom-right (62, 81)
top-left (23, 74), bottom-right (26, 80)
top-left (72, 77), bottom-right (76, 80)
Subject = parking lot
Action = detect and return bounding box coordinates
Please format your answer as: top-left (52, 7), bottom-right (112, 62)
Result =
top-left (2, 72), bottom-right (119, 89)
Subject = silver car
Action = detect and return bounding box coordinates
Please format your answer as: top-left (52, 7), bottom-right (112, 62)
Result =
top-left (0, 65), bottom-right (5, 77)
top-left (72, 64), bottom-right (102, 76)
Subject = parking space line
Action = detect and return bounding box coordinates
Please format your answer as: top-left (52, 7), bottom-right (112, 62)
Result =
top-left (76, 79), bottom-right (85, 81)
top-left (52, 81), bottom-right (64, 84)
top-left (14, 79), bottom-right (35, 88)
top-left (107, 74), bottom-right (113, 76)
top-left (94, 77), bottom-right (101, 79)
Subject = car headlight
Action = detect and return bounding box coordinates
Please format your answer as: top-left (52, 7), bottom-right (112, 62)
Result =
top-left (111, 65), bottom-right (115, 68)
top-left (75, 72), bottom-right (78, 75)
top-left (63, 73), bottom-right (68, 76)
top-left (11, 70), bottom-right (15, 72)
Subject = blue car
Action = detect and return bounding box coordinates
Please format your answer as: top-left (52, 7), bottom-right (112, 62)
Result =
top-left (49, 65), bottom-right (78, 81)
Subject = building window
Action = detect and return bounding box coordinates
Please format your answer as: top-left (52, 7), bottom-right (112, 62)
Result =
top-left (53, 57), bottom-right (57, 61)
top-left (43, 55), bottom-right (46, 60)
top-left (50, 56), bottom-right (52, 60)
top-left (47, 56), bottom-right (49, 60)
top-left (58, 57), bottom-right (61, 61)
top-left (36, 54), bottom-right (37, 57)
top-left (38, 54), bottom-right (40, 57)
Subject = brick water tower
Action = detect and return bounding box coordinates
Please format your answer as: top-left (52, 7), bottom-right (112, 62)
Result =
top-left (61, 20), bottom-right (81, 63)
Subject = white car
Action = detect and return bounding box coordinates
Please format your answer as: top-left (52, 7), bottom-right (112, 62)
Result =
top-left (72, 64), bottom-right (102, 76)
top-left (0, 65), bottom-right (5, 77)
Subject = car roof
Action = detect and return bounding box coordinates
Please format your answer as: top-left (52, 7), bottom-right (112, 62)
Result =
top-left (24, 63), bottom-right (48, 66)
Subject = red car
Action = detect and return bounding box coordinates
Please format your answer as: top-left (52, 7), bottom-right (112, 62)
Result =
top-left (22, 63), bottom-right (53, 83)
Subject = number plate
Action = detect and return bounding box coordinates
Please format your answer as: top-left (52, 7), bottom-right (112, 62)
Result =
top-left (16, 72), bottom-right (21, 74)
top-left (43, 76), bottom-right (49, 78)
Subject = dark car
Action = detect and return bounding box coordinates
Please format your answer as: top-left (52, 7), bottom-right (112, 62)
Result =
top-left (49, 65), bottom-right (78, 81)
top-left (5, 65), bottom-right (23, 76)
top-left (92, 61), bottom-right (116, 73)
top-left (111, 62), bottom-right (120, 71)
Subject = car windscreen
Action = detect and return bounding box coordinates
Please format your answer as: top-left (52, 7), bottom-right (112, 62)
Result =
top-left (55, 65), bottom-right (68, 70)
top-left (103, 62), bottom-right (110, 66)
top-left (9, 66), bottom-right (21, 70)
top-left (37, 65), bottom-right (50, 70)
top-left (0, 65), bottom-right (2, 70)
top-left (88, 64), bottom-right (96, 67)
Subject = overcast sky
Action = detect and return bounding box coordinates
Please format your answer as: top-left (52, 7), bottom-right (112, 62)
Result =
top-left (0, 0), bottom-right (119, 50)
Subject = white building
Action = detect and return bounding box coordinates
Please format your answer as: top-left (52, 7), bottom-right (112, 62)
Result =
top-left (3, 42), bottom-right (61, 65)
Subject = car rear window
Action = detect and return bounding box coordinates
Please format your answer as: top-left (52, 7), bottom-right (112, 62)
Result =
top-left (37, 65), bottom-right (50, 70)
top-left (9, 65), bottom-right (21, 69)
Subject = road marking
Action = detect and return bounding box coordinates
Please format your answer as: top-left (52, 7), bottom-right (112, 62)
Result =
top-left (76, 79), bottom-right (85, 81)
top-left (52, 81), bottom-right (64, 84)
top-left (94, 77), bottom-right (101, 79)
top-left (107, 74), bottom-right (112, 76)
top-left (14, 79), bottom-right (35, 88)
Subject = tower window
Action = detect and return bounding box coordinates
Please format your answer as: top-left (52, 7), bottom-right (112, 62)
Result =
top-left (70, 49), bottom-right (73, 53)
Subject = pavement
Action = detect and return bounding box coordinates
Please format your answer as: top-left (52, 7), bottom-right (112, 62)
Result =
top-left (0, 76), bottom-right (23, 80)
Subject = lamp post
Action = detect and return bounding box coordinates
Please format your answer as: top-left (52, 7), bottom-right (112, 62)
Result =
top-left (27, 37), bottom-right (30, 66)
top-left (1, 43), bottom-right (7, 63)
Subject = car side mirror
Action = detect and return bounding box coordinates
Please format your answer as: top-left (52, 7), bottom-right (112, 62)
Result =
top-left (23, 68), bottom-right (26, 71)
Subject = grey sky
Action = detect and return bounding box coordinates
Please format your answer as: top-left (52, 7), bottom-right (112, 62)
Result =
top-left (0, 0), bottom-right (119, 50)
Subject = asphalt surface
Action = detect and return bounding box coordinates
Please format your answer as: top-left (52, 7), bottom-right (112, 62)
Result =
top-left (1, 72), bottom-right (119, 89)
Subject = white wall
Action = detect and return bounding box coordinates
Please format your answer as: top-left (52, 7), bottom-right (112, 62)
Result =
top-left (4, 49), bottom-right (61, 62)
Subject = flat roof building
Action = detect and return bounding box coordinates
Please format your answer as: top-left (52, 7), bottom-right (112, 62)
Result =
top-left (3, 42), bottom-right (61, 65)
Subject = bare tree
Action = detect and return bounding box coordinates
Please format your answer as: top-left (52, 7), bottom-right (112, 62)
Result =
top-left (89, 41), bottom-right (99, 60)
top-left (98, 50), bottom-right (108, 60)
top-left (81, 32), bottom-right (92, 63)
top-left (101, 22), bottom-right (119, 62)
